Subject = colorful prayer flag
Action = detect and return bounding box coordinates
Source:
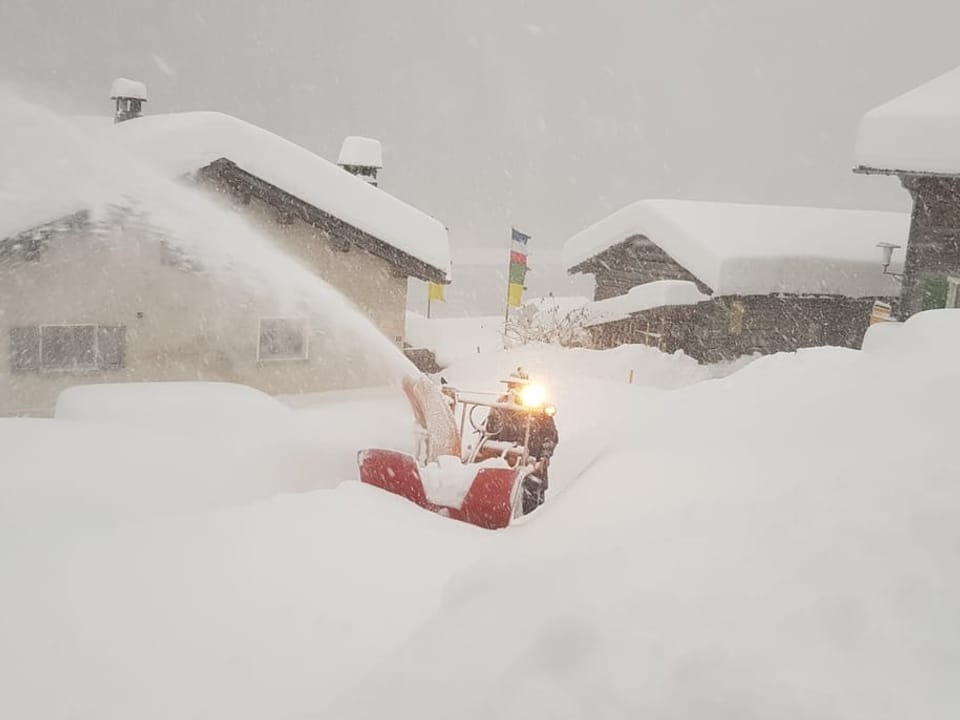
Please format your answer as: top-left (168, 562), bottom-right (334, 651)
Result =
top-left (508, 261), bottom-right (527, 284)
top-left (506, 228), bottom-right (530, 308)
top-left (869, 300), bottom-right (892, 325)
top-left (511, 227), bottom-right (530, 252)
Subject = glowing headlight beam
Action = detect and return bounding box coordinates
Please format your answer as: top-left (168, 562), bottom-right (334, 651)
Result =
top-left (520, 383), bottom-right (547, 408)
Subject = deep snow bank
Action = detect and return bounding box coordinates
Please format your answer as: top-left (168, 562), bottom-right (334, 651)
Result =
top-left (0, 484), bottom-right (498, 719)
top-left (54, 381), bottom-right (290, 433)
top-left (442, 340), bottom-right (748, 391)
top-left (0, 382), bottom-right (414, 540)
top-left (1, 312), bottom-right (959, 719)
top-left (334, 312), bottom-right (960, 720)
top-left (405, 311), bottom-right (504, 366)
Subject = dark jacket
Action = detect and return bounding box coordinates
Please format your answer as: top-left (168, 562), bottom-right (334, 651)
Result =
top-left (487, 402), bottom-right (558, 460)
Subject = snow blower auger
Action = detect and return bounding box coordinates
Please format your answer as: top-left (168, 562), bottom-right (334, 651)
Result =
top-left (357, 374), bottom-right (557, 530)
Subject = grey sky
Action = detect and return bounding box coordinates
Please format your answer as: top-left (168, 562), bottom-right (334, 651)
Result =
top-left (2, 0), bottom-right (959, 257)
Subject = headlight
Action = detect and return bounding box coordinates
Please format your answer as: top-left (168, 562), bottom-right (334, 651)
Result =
top-left (520, 383), bottom-right (546, 408)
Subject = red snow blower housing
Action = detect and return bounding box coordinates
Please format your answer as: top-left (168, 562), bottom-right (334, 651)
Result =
top-left (358, 372), bottom-right (557, 529)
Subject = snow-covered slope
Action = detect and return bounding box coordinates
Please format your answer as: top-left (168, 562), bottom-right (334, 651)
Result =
top-left (337, 311), bottom-right (960, 719)
top-left (0, 382), bottom-right (415, 539)
top-left (405, 311), bottom-right (505, 366)
top-left (1, 311), bottom-right (958, 718)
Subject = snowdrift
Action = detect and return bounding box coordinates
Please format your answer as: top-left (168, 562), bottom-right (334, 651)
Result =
top-left (55, 381), bottom-right (290, 432)
top-left (1, 311), bottom-right (958, 719)
top-left (332, 312), bottom-right (960, 719)
top-left (405, 311), bottom-right (505, 366)
top-left (0, 382), bottom-right (415, 540)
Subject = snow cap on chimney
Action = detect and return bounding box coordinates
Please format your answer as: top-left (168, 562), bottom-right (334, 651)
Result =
top-left (338, 136), bottom-right (382, 186)
top-left (110, 78), bottom-right (147, 123)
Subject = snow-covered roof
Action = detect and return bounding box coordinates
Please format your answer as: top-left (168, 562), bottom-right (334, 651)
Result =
top-left (856, 65), bottom-right (960, 175)
top-left (110, 113), bottom-right (447, 275)
top-left (110, 78), bottom-right (147, 100)
top-left (338, 136), bottom-right (383, 169)
top-left (4, 112), bottom-right (449, 277)
top-left (564, 200), bottom-right (906, 298)
top-left (584, 280), bottom-right (710, 327)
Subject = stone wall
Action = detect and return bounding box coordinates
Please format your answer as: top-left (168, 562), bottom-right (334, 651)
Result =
top-left (899, 175), bottom-right (960, 318)
top-left (591, 295), bottom-right (879, 363)
top-left (403, 347), bottom-right (441, 374)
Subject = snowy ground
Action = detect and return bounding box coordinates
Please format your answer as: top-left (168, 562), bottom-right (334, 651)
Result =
top-left (1, 312), bottom-right (959, 719)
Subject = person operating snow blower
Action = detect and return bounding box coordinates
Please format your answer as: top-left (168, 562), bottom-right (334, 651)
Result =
top-left (358, 369), bottom-right (561, 529)
top-left (485, 367), bottom-right (558, 514)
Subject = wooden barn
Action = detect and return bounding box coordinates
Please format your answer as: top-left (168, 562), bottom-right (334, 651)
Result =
top-left (564, 200), bottom-right (907, 363)
top-left (855, 64), bottom-right (960, 318)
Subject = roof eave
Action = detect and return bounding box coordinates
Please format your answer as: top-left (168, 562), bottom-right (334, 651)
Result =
top-left (854, 164), bottom-right (960, 178)
top-left (585, 290), bottom-right (898, 328)
top-left (206, 160), bottom-right (449, 282)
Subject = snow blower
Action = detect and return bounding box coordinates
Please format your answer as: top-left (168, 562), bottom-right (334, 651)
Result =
top-left (357, 374), bottom-right (557, 529)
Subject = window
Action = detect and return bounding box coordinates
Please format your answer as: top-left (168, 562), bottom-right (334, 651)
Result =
top-left (8, 324), bottom-right (126, 373)
top-left (946, 277), bottom-right (960, 309)
top-left (9, 327), bottom-right (40, 371)
top-left (258, 318), bottom-right (308, 361)
top-left (41, 325), bottom-right (97, 371)
top-left (921, 277), bottom-right (949, 311)
top-left (728, 301), bottom-right (745, 335)
top-left (96, 325), bottom-right (127, 370)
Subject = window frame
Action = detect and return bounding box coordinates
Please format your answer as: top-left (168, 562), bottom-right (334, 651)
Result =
top-left (9, 323), bottom-right (127, 374)
top-left (256, 317), bottom-right (310, 363)
top-left (946, 276), bottom-right (960, 309)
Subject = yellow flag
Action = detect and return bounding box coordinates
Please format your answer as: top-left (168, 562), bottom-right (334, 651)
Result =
top-left (508, 282), bottom-right (524, 307)
top-left (869, 300), bottom-right (892, 325)
top-left (428, 282), bottom-right (445, 302)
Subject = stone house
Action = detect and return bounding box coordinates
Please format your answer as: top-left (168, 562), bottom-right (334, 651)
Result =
top-left (564, 200), bottom-right (906, 363)
top-left (855, 64), bottom-right (960, 318)
top-left (0, 82), bottom-right (450, 415)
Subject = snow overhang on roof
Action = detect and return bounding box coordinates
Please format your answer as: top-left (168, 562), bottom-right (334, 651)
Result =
top-left (338, 136), bottom-right (383, 169)
top-left (563, 199), bottom-right (907, 298)
top-left (110, 78), bottom-right (147, 100)
top-left (584, 280), bottom-right (710, 327)
top-left (112, 113), bottom-right (449, 279)
top-left (855, 65), bottom-right (960, 176)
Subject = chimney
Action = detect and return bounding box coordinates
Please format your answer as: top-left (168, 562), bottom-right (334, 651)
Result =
top-left (337, 136), bottom-right (383, 186)
top-left (110, 77), bottom-right (148, 123)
